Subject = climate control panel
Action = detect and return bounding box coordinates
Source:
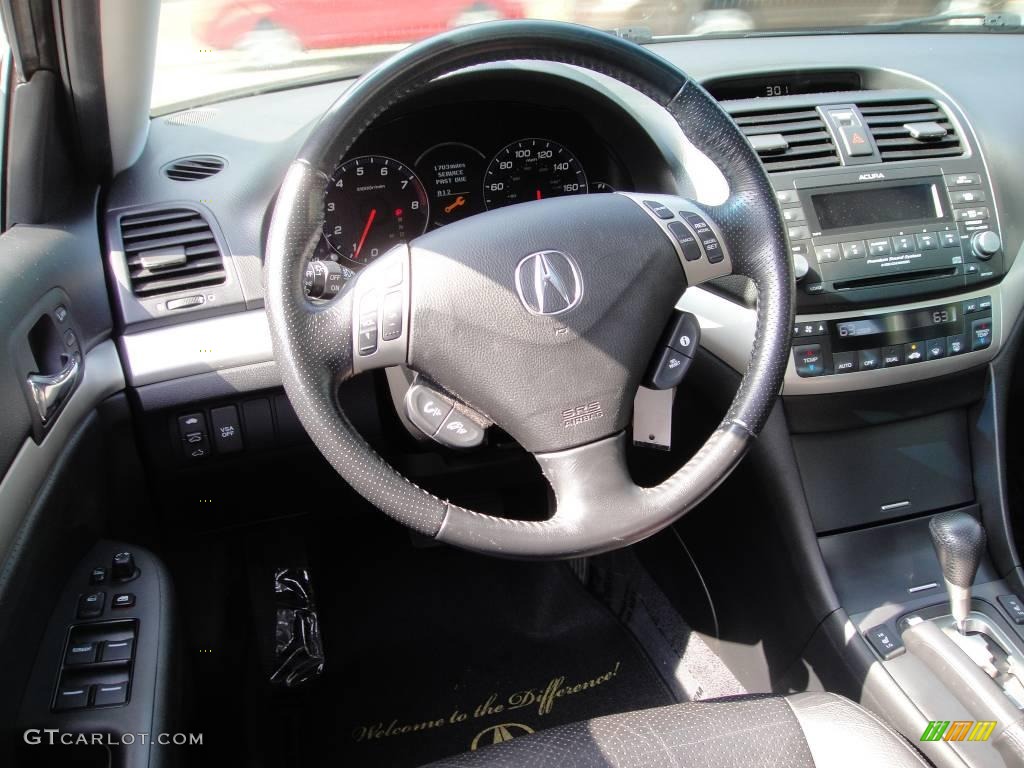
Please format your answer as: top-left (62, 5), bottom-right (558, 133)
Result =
top-left (792, 295), bottom-right (992, 378)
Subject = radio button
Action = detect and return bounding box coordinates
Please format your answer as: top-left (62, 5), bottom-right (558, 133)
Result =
top-left (814, 244), bottom-right (841, 263)
top-left (881, 345), bottom-right (904, 367)
top-left (841, 240), bottom-right (867, 260)
top-left (925, 338), bottom-right (947, 360)
top-left (788, 225), bottom-right (811, 241)
top-left (782, 208), bottom-right (806, 223)
top-left (915, 233), bottom-right (938, 251)
top-left (955, 207), bottom-right (990, 222)
top-left (893, 235), bottom-right (915, 254)
top-left (790, 241), bottom-right (810, 257)
top-left (776, 190), bottom-right (800, 205)
top-left (804, 282), bottom-right (825, 295)
top-left (947, 334), bottom-right (967, 355)
top-left (867, 239), bottom-right (892, 257)
top-left (939, 231), bottom-right (961, 248)
top-left (833, 352), bottom-right (858, 374)
top-left (859, 348), bottom-right (882, 371)
top-left (951, 190), bottom-right (986, 205)
top-left (971, 318), bottom-right (993, 351)
top-left (904, 341), bottom-right (926, 364)
top-left (793, 344), bottom-right (826, 377)
top-left (945, 173), bottom-right (982, 188)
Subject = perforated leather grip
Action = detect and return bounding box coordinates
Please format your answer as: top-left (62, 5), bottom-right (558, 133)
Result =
top-left (929, 510), bottom-right (986, 588)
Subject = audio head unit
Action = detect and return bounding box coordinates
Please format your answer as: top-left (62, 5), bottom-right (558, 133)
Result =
top-left (780, 165), bottom-right (1002, 310)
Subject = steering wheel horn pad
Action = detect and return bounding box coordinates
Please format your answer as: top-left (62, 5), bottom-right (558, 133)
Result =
top-left (265, 20), bottom-right (792, 558)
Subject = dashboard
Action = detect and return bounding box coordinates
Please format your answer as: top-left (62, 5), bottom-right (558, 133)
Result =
top-left (104, 32), bottom-right (1024, 410)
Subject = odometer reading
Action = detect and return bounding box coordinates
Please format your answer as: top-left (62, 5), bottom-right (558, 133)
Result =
top-left (483, 138), bottom-right (588, 210)
top-left (323, 155), bottom-right (429, 264)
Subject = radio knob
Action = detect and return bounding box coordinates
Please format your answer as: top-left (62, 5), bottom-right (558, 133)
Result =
top-left (793, 252), bottom-right (810, 281)
top-left (971, 231), bottom-right (1001, 261)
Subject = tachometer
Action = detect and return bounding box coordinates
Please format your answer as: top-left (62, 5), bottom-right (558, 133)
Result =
top-left (483, 138), bottom-right (588, 210)
top-left (323, 155), bottom-right (429, 265)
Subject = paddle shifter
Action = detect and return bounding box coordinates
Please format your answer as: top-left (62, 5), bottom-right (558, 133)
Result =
top-left (929, 511), bottom-right (986, 633)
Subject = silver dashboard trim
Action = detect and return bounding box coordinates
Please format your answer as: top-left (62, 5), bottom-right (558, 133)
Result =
top-left (119, 309), bottom-right (274, 386)
top-left (0, 341), bottom-right (125, 568)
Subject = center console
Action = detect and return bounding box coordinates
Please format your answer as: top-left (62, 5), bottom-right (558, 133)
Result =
top-left (722, 91), bottom-right (1016, 396)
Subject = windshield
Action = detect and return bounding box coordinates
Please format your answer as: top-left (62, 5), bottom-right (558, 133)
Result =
top-left (152, 0), bottom-right (1019, 112)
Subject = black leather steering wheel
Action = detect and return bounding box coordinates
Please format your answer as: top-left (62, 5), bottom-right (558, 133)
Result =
top-left (264, 20), bottom-right (793, 558)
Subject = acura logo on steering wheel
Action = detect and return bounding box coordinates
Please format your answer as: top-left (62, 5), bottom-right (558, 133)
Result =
top-left (514, 250), bottom-right (584, 316)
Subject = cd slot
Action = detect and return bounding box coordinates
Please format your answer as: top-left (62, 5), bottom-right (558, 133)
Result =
top-left (833, 267), bottom-right (957, 292)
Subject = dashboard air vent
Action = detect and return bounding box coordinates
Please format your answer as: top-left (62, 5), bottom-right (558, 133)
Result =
top-left (733, 106), bottom-right (840, 172)
top-left (859, 100), bottom-right (962, 161)
top-left (120, 208), bottom-right (226, 297)
top-left (162, 155), bottom-right (225, 181)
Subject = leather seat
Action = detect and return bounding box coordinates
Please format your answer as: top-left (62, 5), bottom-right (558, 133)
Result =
top-left (423, 692), bottom-right (930, 767)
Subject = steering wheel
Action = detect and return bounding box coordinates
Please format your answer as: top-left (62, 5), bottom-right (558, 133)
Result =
top-left (265, 20), bottom-right (792, 559)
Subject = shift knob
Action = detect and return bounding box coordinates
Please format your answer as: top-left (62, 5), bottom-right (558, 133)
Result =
top-left (929, 511), bottom-right (985, 631)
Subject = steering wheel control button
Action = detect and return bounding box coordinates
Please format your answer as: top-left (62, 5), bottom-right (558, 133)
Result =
top-left (665, 312), bottom-right (701, 357)
top-left (865, 624), bottom-right (904, 660)
top-left (667, 221), bottom-right (701, 261)
top-left (406, 384), bottom-right (453, 437)
top-left (436, 410), bottom-right (485, 449)
top-left (643, 200), bottom-right (673, 219)
top-left (210, 405), bottom-right (243, 454)
top-left (648, 347), bottom-right (693, 390)
top-left (77, 591), bottom-right (105, 620)
top-left (971, 318), bottom-right (993, 351)
top-left (683, 213), bottom-right (724, 263)
top-left (65, 642), bottom-right (98, 666)
top-left (381, 291), bottom-right (403, 341)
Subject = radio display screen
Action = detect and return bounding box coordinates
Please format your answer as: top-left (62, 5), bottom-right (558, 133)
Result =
top-left (810, 181), bottom-right (946, 232)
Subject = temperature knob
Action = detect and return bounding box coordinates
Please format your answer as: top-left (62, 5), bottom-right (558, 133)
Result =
top-left (303, 260), bottom-right (348, 299)
top-left (971, 231), bottom-right (1001, 261)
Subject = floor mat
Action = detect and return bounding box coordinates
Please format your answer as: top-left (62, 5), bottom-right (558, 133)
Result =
top-left (292, 542), bottom-right (677, 768)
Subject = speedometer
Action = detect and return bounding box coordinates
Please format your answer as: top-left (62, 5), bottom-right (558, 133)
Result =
top-left (483, 138), bottom-right (588, 210)
top-left (323, 155), bottom-right (429, 265)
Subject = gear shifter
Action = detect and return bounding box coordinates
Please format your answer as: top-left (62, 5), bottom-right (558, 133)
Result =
top-left (929, 511), bottom-right (986, 633)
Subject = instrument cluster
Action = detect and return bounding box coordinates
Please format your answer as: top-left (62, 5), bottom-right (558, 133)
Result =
top-left (314, 99), bottom-right (631, 268)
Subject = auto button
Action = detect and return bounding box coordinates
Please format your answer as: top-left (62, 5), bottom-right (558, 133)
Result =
top-left (405, 384), bottom-right (452, 438)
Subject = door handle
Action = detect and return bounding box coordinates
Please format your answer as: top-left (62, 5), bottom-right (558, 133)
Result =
top-left (27, 353), bottom-right (80, 425)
